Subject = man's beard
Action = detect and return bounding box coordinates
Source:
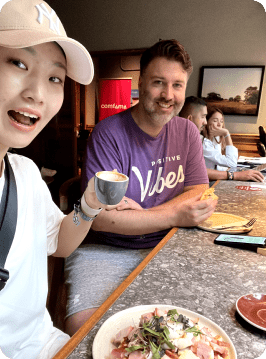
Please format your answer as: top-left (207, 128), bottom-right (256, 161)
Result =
top-left (143, 96), bottom-right (183, 125)
top-left (145, 109), bottom-right (175, 124)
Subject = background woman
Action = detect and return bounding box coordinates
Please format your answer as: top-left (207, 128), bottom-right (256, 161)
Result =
top-left (201, 107), bottom-right (238, 171)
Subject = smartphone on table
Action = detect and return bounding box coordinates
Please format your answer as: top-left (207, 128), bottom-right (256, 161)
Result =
top-left (214, 234), bottom-right (266, 251)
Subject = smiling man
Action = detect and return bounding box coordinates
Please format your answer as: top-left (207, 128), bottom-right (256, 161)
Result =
top-left (64, 40), bottom-right (217, 336)
top-left (134, 57), bottom-right (188, 136)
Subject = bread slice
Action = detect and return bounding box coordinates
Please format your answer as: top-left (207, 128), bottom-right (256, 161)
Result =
top-left (200, 188), bottom-right (218, 200)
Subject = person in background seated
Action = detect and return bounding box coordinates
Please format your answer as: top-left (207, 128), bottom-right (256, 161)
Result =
top-left (0, 1), bottom-right (125, 358)
top-left (201, 107), bottom-right (239, 171)
top-left (178, 96), bottom-right (208, 132)
top-left (64, 40), bottom-right (217, 336)
top-left (179, 97), bottom-right (264, 182)
top-left (257, 125), bottom-right (266, 157)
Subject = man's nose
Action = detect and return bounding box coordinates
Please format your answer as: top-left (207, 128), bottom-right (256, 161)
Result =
top-left (161, 85), bottom-right (173, 100)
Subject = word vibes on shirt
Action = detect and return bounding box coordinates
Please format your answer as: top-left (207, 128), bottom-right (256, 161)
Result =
top-left (132, 165), bottom-right (184, 202)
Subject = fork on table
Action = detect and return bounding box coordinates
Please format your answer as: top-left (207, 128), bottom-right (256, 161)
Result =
top-left (214, 218), bottom-right (257, 230)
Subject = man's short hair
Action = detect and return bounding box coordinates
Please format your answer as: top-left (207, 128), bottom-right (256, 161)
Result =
top-left (140, 39), bottom-right (193, 77)
top-left (179, 96), bottom-right (207, 118)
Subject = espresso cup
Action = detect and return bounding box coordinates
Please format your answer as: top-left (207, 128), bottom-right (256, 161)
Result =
top-left (94, 170), bottom-right (129, 205)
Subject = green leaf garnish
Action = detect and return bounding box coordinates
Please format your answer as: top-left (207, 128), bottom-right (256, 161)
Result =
top-left (142, 323), bottom-right (160, 336)
top-left (150, 341), bottom-right (161, 359)
top-left (167, 309), bottom-right (181, 323)
top-left (185, 326), bottom-right (203, 337)
top-left (125, 345), bottom-right (145, 352)
top-left (123, 312), bottom-right (204, 359)
top-left (161, 327), bottom-right (175, 350)
top-left (163, 337), bottom-right (175, 349)
top-left (163, 326), bottom-right (170, 336)
top-left (167, 309), bottom-right (179, 316)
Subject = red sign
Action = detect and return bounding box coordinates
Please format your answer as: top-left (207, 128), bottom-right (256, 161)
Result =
top-left (236, 185), bottom-right (262, 191)
top-left (99, 78), bottom-right (132, 121)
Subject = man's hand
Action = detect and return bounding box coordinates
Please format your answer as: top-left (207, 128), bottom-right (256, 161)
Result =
top-left (234, 170), bottom-right (265, 182)
top-left (115, 197), bottom-right (143, 211)
top-left (171, 193), bottom-right (217, 227)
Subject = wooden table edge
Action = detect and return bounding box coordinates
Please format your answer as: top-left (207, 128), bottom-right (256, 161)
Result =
top-left (211, 180), bottom-right (220, 188)
top-left (52, 227), bottom-right (178, 359)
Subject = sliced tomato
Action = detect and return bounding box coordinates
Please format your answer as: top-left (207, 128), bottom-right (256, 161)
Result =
top-left (155, 308), bottom-right (167, 317)
top-left (110, 347), bottom-right (127, 359)
top-left (165, 350), bottom-right (179, 359)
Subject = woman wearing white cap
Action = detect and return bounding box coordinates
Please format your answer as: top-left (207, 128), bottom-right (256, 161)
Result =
top-left (0, 1), bottom-right (125, 358)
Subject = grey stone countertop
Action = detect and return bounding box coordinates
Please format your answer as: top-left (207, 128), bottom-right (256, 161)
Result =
top-left (68, 180), bottom-right (266, 359)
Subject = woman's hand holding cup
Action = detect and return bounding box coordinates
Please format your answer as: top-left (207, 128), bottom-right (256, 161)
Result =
top-left (84, 169), bottom-right (129, 211)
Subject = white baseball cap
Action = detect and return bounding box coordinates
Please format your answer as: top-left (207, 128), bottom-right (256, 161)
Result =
top-left (0, 0), bottom-right (94, 85)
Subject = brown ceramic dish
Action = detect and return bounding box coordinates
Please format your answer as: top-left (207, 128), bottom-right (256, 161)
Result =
top-left (197, 213), bottom-right (253, 234)
top-left (236, 293), bottom-right (266, 331)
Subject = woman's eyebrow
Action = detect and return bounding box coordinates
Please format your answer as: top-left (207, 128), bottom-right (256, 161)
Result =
top-left (54, 62), bottom-right (67, 72)
top-left (23, 46), bottom-right (36, 55)
top-left (22, 46), bottom-right (67, 72)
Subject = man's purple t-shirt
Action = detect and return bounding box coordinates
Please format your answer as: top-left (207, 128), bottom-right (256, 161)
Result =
top-left (82, 109), bottom-right (208, 248)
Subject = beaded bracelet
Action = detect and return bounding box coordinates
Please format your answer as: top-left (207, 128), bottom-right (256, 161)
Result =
top-left (73, 194), bottom-right (102, 226)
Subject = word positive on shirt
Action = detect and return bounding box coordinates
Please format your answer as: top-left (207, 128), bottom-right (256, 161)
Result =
top-left (151, 155), bottom-right (180, 166)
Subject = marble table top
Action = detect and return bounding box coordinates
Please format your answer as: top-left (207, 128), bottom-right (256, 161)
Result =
top-left (67, 180), bottom-right (266, 359)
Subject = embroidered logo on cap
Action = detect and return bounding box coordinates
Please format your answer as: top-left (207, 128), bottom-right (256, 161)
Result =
top-left (36, 3), bottom-right (61, 35)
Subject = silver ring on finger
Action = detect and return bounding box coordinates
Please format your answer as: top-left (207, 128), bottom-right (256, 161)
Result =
top-left (124, 200), bottom-right (128, 204)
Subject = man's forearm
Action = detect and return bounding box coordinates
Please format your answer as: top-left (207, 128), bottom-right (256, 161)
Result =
top-left (207, 168), bottom-right (227, 181)
top-left (91, 207), bottom-right (174, 235)
top-left (92, 183), bottom-right (209, 235)
top-left (149, 183), bottom-right (209, 211)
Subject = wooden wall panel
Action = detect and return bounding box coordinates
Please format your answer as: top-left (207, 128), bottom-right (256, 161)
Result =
top-left (231, 133), bottom-right (260, 157)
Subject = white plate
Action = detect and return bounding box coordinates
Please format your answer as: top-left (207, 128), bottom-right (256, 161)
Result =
top-left (236, 293), bottom-right (266, 331)
top-left (92, 304), bottom-right (237, 359)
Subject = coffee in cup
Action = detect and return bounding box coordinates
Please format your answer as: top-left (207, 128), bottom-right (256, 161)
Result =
top-left (94, 169), bottom-right (129, 205)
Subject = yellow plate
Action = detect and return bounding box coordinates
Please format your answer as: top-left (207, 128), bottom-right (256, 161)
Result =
top-left (197, 212), bottom-right (253, 234)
